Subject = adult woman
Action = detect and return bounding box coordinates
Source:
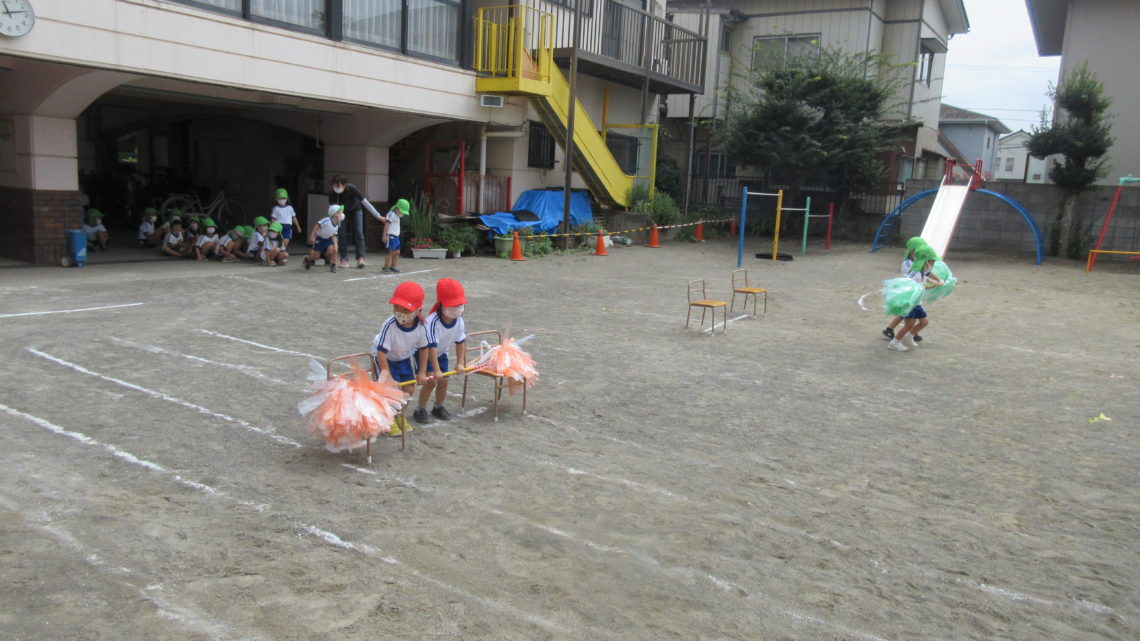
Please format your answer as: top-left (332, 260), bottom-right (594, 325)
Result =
top-left (328, 174), bottom-right (381, 268)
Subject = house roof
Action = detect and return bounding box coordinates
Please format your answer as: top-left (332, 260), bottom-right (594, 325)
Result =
top-left (1025, 0), bottom-right (1067, 55)
top-left (667, 0), bottom-right (969, 33)
top-left (939, 104), bottom-right (1012, 134)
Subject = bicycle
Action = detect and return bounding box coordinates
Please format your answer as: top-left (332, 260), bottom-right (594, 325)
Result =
top-left (159, 190), bottom-right (244, 229)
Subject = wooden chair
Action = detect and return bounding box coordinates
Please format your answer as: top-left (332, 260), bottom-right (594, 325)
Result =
top-left (686, 280), bottom-right (728, 334)
top-left (325, 352), bottom-right (406, 454)
top-left (461, 329), bottom-right (528, 421)
top-left (731, 268), bottom-right (767, 317)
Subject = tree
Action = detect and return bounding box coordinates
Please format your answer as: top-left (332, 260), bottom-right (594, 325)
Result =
top-left (719, 47), bottom-right (903, 210)
top-left (1026, 62), bottom-right (1114, 259)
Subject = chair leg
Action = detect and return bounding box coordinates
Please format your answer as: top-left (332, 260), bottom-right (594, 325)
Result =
top-left (730, 291), bottom-right (737, 314)
top-left (763, 292), bottom-right (767, 315)
top-left (461, 375), bottom-right (469, 408)
top-left (522, 378), bottom-right (528, 413)
top-left (685, 306), bottom-right (692, 330)
top-left (700, 307), bottom-right (708, 331)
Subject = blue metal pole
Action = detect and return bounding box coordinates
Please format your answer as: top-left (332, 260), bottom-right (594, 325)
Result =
top-left (737, 186), bottom-right (747, 268)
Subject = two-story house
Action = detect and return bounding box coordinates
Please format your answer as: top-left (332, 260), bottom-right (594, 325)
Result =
top-left (0, 0), bottom-right (706, 264)
top-left (938, 104), bottom-right (1011, 177)
top-left (661, 0), bottom-right (968, 210)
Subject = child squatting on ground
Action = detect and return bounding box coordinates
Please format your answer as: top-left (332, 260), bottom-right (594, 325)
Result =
top-left (304, 205), bottom-right (345, 272)
top-left (381, 198), bottom-right (411, 273)
top-left (414, 278), bottom-right (468, 423)
top-left (371, 281), bottom-right (432, 437)
top-left (83, 209), bottom-right (109, 251)
top-left (883, 236), bottom-right (929, 342)
top-left (889, 246), bottom-right (944, 353)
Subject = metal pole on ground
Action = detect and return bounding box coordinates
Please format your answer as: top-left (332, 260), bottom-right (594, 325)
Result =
top-left (737, 186), bottom-right (748, 268)
top-left (771, 190), bottom-right (784, 261)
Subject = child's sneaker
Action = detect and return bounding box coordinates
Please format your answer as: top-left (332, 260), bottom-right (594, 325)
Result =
top-left (888, 339), bottom-right (908, 352)
top-left (330, 262), bottom-right (338, 273)
top-left (913, 334), bottom-right (923, 342)
top-left (389, 266), bottom-right (400, 273)
top-left (412, 407), bottom-right (433, 424)
top-left (381, 266), bottom-right (391, 273)
top-left (882, 327), bottom-right (894, 340)
top-left (387, 414), bottom-right (412, 437)
top-left (303, 257), bottom-right (312, 270)
top-left (431, 406), bottom-right (453, 421)
top-left (902, 335), bottom-right (918, 349)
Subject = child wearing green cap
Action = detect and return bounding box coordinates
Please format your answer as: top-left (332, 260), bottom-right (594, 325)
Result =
top-left (888, 246), bottom-right (943, 352)
top-left (248, 216), bottom-right (270, 263)
top-left (138, 207), bottom-right (159, 247)
top-left (262, 222), bottom-right (289, 266)
top-left (217, 225), bottom-right (251, 262)
top-left (193, 217), bottom-right (222, 261)
top-left (270, 188), bottom-right (302, 249)
top-left (382, 198), bottom-right (411, 274)
top-left (83, 210), bottom-right (109, 251)
top-left (883, 236), bottom-right (929, 341)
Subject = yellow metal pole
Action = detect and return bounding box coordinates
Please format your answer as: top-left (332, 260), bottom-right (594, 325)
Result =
top-left (772, 190), bottom-right (784, 260)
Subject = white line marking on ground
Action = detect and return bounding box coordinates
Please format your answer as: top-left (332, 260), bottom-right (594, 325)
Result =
top-left (702, 314), bottom-right (750, 333)
top-left (8, 402), bottom-right (572, 636)
top-left (0, 302), bottom-right (144, 319)
top-left (26, 349), bottom-right (302, 448)
top-left (856, 290), bottom-right (882, 312)
top-left (343, 268), bottom-right (438, 282)
top-left (602, 309), bottom-right (684, 321)
top-left (223, 275), bottom-right (297, 290)
top-left (110, 337), bottom-right (294, 386)
top-left (961, 578), bottom-right (1115, 615)
top-left (197, 330), bottom-right (323, 360)
top-left (548, 462), bottom-right (677, 498)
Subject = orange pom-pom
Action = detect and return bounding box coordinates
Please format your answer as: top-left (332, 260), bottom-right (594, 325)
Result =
top-left (298, 365), bottom-right (409, 452)
top-left (476, 338), bottom-right (538, 395)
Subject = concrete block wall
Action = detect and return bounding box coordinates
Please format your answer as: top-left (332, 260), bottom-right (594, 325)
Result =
top-left (898, 180), bottom-right (1140, 260)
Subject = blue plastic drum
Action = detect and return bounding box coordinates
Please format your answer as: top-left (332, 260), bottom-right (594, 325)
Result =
top-left (65, 229), bottom-right (87, 267)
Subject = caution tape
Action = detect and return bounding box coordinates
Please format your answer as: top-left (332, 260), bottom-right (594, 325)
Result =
top-left (515, 218), bottom-right (733, 240)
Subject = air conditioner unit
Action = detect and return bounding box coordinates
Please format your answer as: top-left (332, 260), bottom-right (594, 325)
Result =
top-left (480, 95), bottom-right (505, 108)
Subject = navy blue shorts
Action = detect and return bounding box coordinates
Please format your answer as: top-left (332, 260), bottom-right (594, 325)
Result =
top-left (387, 235), bottom-right (401, 251)
top-left (373, 355), bottom-right (416, 384)
top-left (906, 305), bottom-right (928, 320)
top-left (313, 236), bottom-right (334, 253)
top-left (423, 353), bottom-right (449, 375)
top-left (281, 225), bottom-right (293, 240)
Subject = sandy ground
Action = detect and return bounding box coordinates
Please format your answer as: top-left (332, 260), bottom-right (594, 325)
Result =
top-left (0, 239), bottom-right (1136, 641)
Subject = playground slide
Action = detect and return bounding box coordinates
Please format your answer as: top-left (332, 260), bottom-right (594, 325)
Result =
top-left (920, 184), bottom-right (970, 257)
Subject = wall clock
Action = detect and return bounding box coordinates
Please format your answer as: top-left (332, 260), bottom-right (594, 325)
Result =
top-left (0, 0), bottom-right (35, 37)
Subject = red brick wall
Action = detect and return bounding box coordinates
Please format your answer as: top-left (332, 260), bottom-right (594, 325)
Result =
top-left (0, 186), bottom-right (83, 265)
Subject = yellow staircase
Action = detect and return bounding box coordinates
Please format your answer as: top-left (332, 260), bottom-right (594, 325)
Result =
top-left (474, 6), bottom-right (634, 208)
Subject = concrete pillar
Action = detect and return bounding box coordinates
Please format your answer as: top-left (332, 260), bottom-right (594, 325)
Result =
top-left (0, 115), bottom-right (81, 264)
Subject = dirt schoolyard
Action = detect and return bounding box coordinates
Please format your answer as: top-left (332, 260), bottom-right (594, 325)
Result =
top-left (0, 239), bottom-right (1136, 640)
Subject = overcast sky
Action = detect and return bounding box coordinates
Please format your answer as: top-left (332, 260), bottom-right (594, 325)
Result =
top-left (940, 0), bottom-right (1060, 134)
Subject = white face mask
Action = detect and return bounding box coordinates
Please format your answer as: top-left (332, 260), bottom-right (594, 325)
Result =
top-left (147, 216), bottom-right (157, 223)
top-left (393, 311), bottom-right (415, 325)
top-left (189, 223), bottom-right (199, 230)
top-left (442, 304), bottom-right (465, 318)
top-left (268, 231), bottom-right (279, 239)
top-left (205, 227), bottom-right (216, 235)
top-left (333, 186), bottom-right (345, 194)
top-left (276, 199), bottom-right (287, 206)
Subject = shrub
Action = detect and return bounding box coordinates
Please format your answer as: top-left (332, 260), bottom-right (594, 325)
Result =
top-left (439, 223), bottom-right (479, 257)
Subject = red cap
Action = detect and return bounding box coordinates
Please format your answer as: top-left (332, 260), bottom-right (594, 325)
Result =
top-left (436, 278), bottom-right (467, 307)
top-left (389, 281), bottom-right (424, 311)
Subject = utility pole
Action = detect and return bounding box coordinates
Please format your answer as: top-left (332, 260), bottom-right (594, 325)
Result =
top-left (561, 0), bottom-right (583, 249)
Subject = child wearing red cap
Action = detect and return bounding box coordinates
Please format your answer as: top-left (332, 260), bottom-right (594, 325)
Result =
top-left (415, 278), bottom-right (468, 423)
top-left (371, 281), bottom-right (432, 436)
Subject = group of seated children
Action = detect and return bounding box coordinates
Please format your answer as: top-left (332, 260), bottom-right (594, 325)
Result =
top-left (372, 278), bottom-right (468, 437)
top-left (141, 188), bottom-right (303, 265)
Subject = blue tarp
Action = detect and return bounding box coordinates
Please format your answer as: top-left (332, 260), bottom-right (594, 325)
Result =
top-left (478, 189), bottom-right (593, 235)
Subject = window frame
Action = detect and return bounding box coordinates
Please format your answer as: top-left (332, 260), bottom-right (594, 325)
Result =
top-left (917, 45), bottom-right (934, 86)
top-left (528, 121), bottom-right (556, 169)
top-left (751, 33), bottom-right (821, 71)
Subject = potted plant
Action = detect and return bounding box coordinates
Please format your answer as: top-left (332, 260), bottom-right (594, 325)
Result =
top-left (439, 223), bottom-right (479, 258)
top-left (494, 232), bottom-right (522, 257)
top-left (410, 237), bottom-right (447, 259)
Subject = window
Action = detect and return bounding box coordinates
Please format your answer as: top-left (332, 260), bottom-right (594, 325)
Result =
top-left (1004, 157), bottom-right (1015, 172)
top-left (752, 34), bottom-right (820, 71)
top-left (606, 133), bottom-right (640, 175)
top-left (690, 151), bottom-right (734, 178)
top-left (546, 0), bottom-right (594, 17)
top-left (344, 0), bottom-right (401, 49)
top-left (406, 0), bottom-right (460, 61)
top-left (916, 45), bottom-right (934, 86)
top-left (179, 0), bottom-right (240, 13)
top-left (528, 122), bottom-right (556, 169)
top-left (720, 25), bottom-right (731, 53)
top-left (252, 0), bottom-right (325, 32)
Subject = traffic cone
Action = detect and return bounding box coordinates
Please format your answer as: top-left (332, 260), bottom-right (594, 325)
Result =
top-left (694, 222), bottom-right (705, 242)
top-left (510, 231), bottom-right (526, 261)
top-left (647, 223), bottom-right (661, 248)
top-left (593, 229), bottom-right (608, 256)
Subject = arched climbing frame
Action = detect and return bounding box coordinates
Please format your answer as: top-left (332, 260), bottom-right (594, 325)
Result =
top-left (870, 188), bottom-right (1045, 265)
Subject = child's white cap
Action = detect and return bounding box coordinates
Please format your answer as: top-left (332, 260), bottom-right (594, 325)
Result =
top-left (328, 204), bottom-right (344, 217)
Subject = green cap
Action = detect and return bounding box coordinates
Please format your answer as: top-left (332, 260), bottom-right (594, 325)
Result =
top-left (394, 198), bottom-right (410, 215)
top-left (203, 218), bottom-right (216, 227)
top-left (913, 246), bottom-right (939, 269)
top-left (87, 208), bottom-right (102, 220)
top-left (253, 216), bottom-right (270, 226)
top-left (275, 188), bottom-right (288, 199)
top-left (169, 208), bottom-right (182, 217)
top-left (144, 207), bottom-right (158, 215)
top-left (905, 236), bottom-right (929, 259)
top-left (269, 222), bottom-right (283, 232)
top-left (240, 225), bottom-right (254, 238)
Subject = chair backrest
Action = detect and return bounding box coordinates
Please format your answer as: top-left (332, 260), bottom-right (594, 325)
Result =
top-left (732, 269), bottom-right (749, 289)
top-left (325, 352), bottom-right (374, 380)
top-left (465, 329), bottom-right (503, 362)
top-left (687, 279), bottom-right (707, 303)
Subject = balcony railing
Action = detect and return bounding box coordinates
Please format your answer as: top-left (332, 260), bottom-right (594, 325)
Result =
top-left (504, 0), bottom-right (706, 94)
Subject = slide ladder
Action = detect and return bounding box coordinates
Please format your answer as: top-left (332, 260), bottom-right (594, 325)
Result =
top-left (473, 5), bottom-right (634, 207)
